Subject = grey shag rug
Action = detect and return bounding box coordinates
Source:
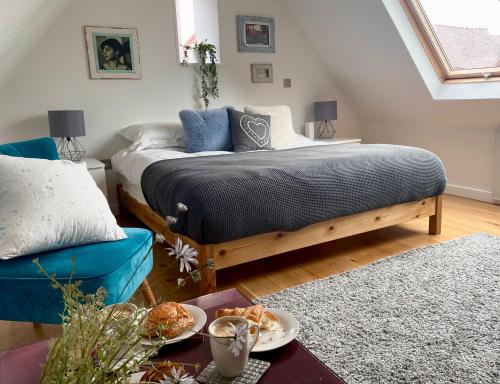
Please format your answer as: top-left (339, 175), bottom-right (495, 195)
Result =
top-left (256, 233), bottom-right (500, 384)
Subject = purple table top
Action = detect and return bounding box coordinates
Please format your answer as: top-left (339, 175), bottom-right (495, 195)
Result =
top-left (0, 289), bottom-right (345, 383)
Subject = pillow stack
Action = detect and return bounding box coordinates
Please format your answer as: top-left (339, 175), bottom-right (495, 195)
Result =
top-left (0, 156), bottom-right (126, 260)
top-left (178, 105), bottom-right (295, 153)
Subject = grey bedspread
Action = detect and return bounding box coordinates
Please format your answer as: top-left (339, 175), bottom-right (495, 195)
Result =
top-left (141, 144), bottom-right (446, 244)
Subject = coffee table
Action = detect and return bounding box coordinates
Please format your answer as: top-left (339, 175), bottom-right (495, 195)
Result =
top-left (0, 288), bottom-right (346, 383)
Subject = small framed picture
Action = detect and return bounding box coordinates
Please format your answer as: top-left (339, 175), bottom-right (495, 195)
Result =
top-left (237, 16), bottom-right (275, 53)
top-left (251, 64), bottom-right (273, 83)
top-left (85, 26), bottom-right (141, 79)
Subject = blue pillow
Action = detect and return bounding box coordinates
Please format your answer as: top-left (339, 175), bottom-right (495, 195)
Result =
top-left (179, 107), bottom-right (233, 153)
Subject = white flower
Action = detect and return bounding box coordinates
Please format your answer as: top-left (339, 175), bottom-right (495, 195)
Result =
top-left (226, 322), bottom-right (247, 357)
top-left (167, 237), bottom-right (199, 273)
top-left (176, 203), bottom-right (188, 213)
top-left (159, 367), bottom-right (195, 384)
top-left (166, 216), bottom-right (178, 225)
top-left (155, 234), bottom-right (166, 243)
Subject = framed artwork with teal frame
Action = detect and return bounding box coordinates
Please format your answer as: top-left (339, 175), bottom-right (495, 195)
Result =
top-left (237, 16), bottom-right (275, 53)
top-left (84, 26), bottom-right (141, 79)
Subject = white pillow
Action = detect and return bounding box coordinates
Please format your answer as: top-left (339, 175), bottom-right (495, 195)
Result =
top-left (244, 105), bottom-right (295, 148)
top-left (119, 123), bottom-right (185, 151)
top-left (0, 156), bottom-right (126, 260)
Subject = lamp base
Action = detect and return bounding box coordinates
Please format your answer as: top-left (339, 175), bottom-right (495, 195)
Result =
top-left (57, 137), bottom-right (86, 161)
top-left (316, 120), bottom-right (336, 139)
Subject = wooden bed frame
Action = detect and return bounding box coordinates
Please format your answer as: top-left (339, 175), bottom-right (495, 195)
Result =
top-left (118, 186), bottom-right (442, 295)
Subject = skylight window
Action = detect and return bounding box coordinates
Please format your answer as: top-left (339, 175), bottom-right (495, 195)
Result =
top-left (403, 0), bottom-right (500, 81)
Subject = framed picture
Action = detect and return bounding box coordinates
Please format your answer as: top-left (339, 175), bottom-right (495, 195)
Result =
top-left (251, 63), bottom-right (273, 83)
top-left (84, 26), bottom-right (141, 79)
top-left (237, 16), bottom-right (275, 53)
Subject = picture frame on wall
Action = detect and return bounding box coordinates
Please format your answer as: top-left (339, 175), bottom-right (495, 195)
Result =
top-left (251, 63), bottom-right (273, 83)
top-left (84, 26), bottom-right (141, 79)
top-left (237, 15), bottom-right (275, 53)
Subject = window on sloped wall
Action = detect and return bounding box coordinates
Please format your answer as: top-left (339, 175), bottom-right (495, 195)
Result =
top-left (175, 0), bottom-right (220, 63)
top-left (403, 0), bottom-right (500, 82)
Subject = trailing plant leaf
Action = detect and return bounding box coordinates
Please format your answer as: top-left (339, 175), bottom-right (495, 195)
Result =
top-left (182, 40), bottom-right (219, 108)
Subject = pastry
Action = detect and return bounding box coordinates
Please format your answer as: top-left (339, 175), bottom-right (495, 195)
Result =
top-left (140, 362), bottom-right (185, 383)
top-left (260, 310), bottom-right (280, 330)
top-left (215, 305), bottom-right (281, 330)
top-left (146, 302), bottom-right (195, 339)
top-left (215, 304), bottom-right (264, 325)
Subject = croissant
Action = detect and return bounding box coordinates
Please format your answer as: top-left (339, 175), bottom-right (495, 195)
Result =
top-left (215, 304), bottom-right (264, 325)
top-left (140, 362), bottom-right (185, 383)
top-left (146, 302), bottom-right (195, 339)
top-left (261, 310), bottom-right (280, 330)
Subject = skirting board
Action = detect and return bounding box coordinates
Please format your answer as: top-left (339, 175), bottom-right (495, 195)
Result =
top-left (445, 184), bottom-right (493, 203)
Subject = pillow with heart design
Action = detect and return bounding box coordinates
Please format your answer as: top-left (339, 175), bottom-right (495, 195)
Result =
top-left (228, 109), bottom-right (272, 152)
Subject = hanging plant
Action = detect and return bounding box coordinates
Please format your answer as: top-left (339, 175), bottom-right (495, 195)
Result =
top-left (182, 40), bottom-right (219, 108)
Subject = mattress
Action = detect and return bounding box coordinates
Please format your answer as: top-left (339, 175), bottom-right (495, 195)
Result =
top-left (140, 144), bottom-right (447, 244)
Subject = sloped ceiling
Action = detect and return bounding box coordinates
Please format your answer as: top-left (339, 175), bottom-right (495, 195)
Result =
top-left (0, 0), bottom-right (71, 87)
top-left (285, 0), bottom-right (500, 127)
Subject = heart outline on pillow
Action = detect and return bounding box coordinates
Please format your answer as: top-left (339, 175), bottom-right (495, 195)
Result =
top-left (239, 115), bottom-right (270, 148)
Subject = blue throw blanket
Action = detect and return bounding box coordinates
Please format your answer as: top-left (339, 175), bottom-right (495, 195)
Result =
top-left (141, 144), bottom-right (446, 243)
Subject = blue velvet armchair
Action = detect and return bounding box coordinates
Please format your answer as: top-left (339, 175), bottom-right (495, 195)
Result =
top-left (0, 138), bottom-right (156, 324)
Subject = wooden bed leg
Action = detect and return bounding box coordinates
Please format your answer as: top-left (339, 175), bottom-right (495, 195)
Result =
top-left (429, 195), bottom-right (443, 235)
top-left (198, 244), bottom-right (217, 295)
top-left (140, 278), bottom-right (157, 306)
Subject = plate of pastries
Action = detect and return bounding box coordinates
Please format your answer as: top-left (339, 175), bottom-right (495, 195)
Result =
top-left (141, 302), bottom-right (206, 346)
top-left (215, 304), bottom-right (299, 352)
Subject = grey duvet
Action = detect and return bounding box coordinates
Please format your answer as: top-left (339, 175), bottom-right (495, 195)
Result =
top-left (141, 144), bottom-right (446, 244)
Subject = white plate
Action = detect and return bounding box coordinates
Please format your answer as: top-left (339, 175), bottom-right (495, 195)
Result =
top-left (141, 304), bottom-right (207, 346)
top-left (252, 308), bottom-right (300, 352)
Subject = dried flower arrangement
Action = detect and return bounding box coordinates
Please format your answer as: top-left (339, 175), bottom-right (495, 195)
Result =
top-left (34, 203), bottom-right (246, 383)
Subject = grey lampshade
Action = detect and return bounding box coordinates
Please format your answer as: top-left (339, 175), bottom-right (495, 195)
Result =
top-left (314, 101), bottom-right (337, 121)
top-left (48, 110), bottom-right (86, 138)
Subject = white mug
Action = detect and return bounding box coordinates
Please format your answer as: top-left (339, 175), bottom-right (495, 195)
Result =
top-left (209, 316), bottom-right (260, 377)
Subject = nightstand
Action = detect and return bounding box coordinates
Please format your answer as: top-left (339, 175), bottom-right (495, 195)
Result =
top-left (80, 158), bottom-right (107, 197)
top-left (315, 137), bottom-right (361, 145)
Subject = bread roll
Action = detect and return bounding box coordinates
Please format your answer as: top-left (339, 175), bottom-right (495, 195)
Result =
top-left (146, 302), bottom-right (194, 339)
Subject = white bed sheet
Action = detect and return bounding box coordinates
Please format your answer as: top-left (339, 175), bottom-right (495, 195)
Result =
top-left (111, 134), bottom-right (329, 204)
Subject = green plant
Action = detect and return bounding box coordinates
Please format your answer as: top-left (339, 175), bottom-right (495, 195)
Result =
top-left (182, 40), bottom-right (219, 108)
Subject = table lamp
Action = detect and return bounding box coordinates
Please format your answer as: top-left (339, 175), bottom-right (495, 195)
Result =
top-left (48, 110), bottom-right (86, 161)
top-left (314, 101), bottom-right (337, 139)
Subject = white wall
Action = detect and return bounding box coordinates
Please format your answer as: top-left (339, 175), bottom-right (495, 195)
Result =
top-left (0, 0), bottom-right (360, 159)
top-left (0, 0), bottom-right (71, 87)
top-left (286, 0), bottom-right (500, 202)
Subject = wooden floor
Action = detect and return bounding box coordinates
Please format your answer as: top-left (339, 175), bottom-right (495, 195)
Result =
top-left (1, 194), bottom-right (499, 351)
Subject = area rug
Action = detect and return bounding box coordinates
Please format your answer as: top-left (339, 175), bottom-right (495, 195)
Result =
top-left (256, 233), bottom-right (500, 384)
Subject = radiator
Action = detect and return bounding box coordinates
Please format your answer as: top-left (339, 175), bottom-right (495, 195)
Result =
top-left (494, 128), bottom-right (500, 204)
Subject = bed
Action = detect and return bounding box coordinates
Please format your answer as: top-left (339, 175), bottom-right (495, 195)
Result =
top-left (112, 135), bottom-right (446, 294)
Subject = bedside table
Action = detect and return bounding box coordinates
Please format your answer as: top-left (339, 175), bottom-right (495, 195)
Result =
top-left (80, 158), bottom-right (107, 197)
top-left (314, 137), bottom-right (361, 145)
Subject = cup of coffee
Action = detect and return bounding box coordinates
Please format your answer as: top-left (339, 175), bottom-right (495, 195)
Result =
top-left (208, 316), bottom-right (260, 377)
